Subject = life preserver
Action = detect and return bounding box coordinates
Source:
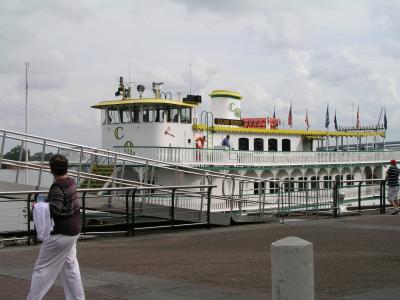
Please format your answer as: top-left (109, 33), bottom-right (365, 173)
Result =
top-left (196, 136), bottom-right (205, 148)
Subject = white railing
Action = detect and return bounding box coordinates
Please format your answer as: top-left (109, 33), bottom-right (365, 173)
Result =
top-left (114, 146), bottom-right (400, 167)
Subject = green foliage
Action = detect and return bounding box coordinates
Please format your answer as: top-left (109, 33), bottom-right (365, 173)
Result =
top-left (3, 145), bottom-right (30, 161)
top-left (3, 146), bottom-right (53, 161)
top-left (30, 152), bottom-right (54, 161)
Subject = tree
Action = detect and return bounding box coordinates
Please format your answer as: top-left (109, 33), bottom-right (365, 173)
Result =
top-left (30, 152), bottom-right (54, 161)
top-left (3, 145), bottom-right (30, 161)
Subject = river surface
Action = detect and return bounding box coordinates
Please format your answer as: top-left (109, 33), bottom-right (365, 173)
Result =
top-left (0, 169), bottom-right (53, 233)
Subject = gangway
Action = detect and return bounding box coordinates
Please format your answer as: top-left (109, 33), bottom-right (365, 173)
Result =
top-left (0, 129), bottom-right (275, 228)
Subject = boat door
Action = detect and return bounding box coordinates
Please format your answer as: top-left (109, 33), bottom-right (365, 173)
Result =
top-left (238, 138), bottom-right (249, 151)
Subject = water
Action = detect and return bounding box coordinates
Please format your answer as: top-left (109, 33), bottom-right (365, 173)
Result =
top-left (0, 169), bottom-right (53, 233)
top-left (0, 169), bottom-right (53, 188)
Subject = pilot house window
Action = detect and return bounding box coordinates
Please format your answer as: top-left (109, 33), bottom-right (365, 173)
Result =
top-left (119, 107), bottom-right (131, 123)
top-left (131, 106), bottom-right (140, 123)
top-left (143, 105), bottom-right (154, 122)
top-left (180, 108), bottom-right (192, 124)
top-left (167, 107), bottom-right (179, 123)
top-left (154, 106), bottom-right (164, 123)
top-left (107, 109), bottom-right (119, 124)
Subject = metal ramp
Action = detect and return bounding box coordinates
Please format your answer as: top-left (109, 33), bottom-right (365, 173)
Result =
top-left (137, 203), bottom-right (231, 226)
top-left (0, 129), bottom-right (277, 227)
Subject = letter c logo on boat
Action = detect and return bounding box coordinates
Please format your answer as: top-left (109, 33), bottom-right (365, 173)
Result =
top-left (229, 103), bottom-right (241, 118)
top-left (114, 127), bottom-right (124, 140)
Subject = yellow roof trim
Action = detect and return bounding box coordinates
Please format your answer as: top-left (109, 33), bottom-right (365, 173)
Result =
top-left (209, 90), bottom-right (242, 100)
top-left (92, 98), bottom-right (198, 109)
top-left (192, 124), bottom-right (385, 138)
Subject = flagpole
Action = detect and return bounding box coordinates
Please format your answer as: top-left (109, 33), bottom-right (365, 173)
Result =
top-left (325, 104), bottom-right (329, 151)
top-left (25, 62), bottom-right (29, 185)
top-left (383, 107), bottom-right (387, 150)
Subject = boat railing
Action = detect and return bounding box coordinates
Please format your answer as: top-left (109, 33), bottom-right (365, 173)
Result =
top-left (113, 145), bottom-right (400, 167)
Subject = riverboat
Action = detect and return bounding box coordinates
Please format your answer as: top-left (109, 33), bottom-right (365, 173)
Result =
top-left (91, 77), bottom-right (388, 195)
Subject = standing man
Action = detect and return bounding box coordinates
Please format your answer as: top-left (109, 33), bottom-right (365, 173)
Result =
top-left (221, 135), bottom-right (231, 148)
top-left (27, 154), bottom-right (85, 300)
top-left (386, 159), bottom-right (400, 215)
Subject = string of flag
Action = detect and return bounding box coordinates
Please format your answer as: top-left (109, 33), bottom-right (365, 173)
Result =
top-left (280, 104), bottom-right (388, 130)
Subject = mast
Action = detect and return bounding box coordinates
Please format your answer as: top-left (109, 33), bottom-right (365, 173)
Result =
top-left (189, 57), bottom-right (192, 95)
top-left (25, 62), bottom-right (29, 184)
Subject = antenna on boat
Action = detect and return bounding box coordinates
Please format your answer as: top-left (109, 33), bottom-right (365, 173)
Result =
top-left (137, 85), bottom-right (145, 99)
top-left (376, 106), bottom-right (383, 130)
top-left (189, 57), bottom-right (192, 95)
top-left (152, 82), bottom-right (163, 99)
top-left (115, 76), bottom-right (131, 99)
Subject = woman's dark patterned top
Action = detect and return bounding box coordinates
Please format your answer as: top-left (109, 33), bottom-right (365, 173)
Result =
top-left (48, 177), bottom-right (81, 236)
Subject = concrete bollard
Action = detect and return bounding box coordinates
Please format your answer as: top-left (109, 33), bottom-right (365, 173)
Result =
top-left (271, 236), bottom-right (314, 300)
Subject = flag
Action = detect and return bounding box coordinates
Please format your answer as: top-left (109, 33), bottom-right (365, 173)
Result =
top-left (305, 109), bottom-right (309, 130)
top-left (356, 106), bottom-right (360, 129)
top-left (334, 110), bottom-right (338, 130)
top-left (273, 106), bottom-right (276, 118)
top-left (384, 107), bottom-right (387, 130)
top-left (288, 103), bottom-right (293, 128)
top-left (325, 104), bottom-right (330, 129)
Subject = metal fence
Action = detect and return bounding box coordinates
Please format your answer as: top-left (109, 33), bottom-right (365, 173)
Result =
top-left (277, 178), bottom-right (387, 223)
top-left (0, 184), bottom-right (215, 245)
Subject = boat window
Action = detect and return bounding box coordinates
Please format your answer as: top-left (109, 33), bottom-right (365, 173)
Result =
top-left (268, 139), bottom-right (277, 151)
top-left (323, 176), bottom-right (332, 189)
top-left (180, 108), bottom-right (192, 124)
top-left (254, 138), bottom-right (264, 151)
top-left (130, 106), bottom-right (140, 123)
top-left (298, 177), bottom-right (308, 191)
top-left (282, 139), bottom-right (291, 152)
top-left (167, 107), bottom-right (179, 123)
top-left (108, 109), bottom-right (119, 124)
top-left (143, 105), bottom-right (154, 122)
top-left (283, 177), bottom-right (295, 192)
top-left (335, 175), bottom-right (344, 187)
top-left (310, 176), bottom-right (319, 189)
top-left (269, 179), bottom-right (279, 194)
top-left (118, 107), bottom-right (131, 123)
top-left (254, 181), bottom-right (266, 195)
top-left (154, 106), bottom-right (164, 123)
top-left (102, 109), bottom-right (107, 125)
top-left (346, 174), bottom-right (354, 186)
top-left (239, 138), bottom-right (249, 151)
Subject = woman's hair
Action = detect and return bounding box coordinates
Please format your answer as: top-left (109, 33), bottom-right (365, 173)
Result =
top-left (49, 154), bottom-right (68, 176)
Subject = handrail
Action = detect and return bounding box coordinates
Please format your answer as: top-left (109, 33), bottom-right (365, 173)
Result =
top-left (0, 184), bottom-right (218, 243)
top-left (115, 145), bottom-right (394, 154)
top-left (0, 129), bottom-right (275, 184)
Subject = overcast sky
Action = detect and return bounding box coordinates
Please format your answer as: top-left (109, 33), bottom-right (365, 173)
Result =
top-left (1, 0), bottom-right (400, 147)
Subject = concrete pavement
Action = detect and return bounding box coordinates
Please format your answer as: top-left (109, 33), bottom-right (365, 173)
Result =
top-left (1, 214), bottom-right (400, 299)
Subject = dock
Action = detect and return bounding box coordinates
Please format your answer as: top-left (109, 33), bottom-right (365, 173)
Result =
top-left (1, 214), bottom-right (400, 299)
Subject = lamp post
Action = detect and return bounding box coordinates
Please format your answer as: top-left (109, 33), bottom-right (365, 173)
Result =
top-left (25, 62), bottom-right (29, 185)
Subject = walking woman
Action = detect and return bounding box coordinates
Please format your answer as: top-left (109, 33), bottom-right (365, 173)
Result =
top-left (27, 154), bottom-right (85, 300)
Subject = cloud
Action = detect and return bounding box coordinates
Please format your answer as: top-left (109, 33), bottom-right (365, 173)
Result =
top-left (1, 0), bottom-right (400, 145)
top-left (380, 39), bottom-right (400, 59)
top-left (309, 50), bottom-right (369, 85)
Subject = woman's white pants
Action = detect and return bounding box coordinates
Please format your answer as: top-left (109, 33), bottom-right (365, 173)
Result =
top-left (27, 234), bottom-right (85, 300)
